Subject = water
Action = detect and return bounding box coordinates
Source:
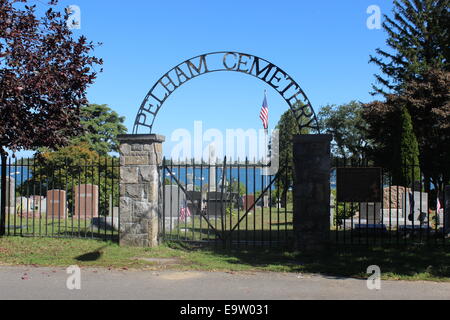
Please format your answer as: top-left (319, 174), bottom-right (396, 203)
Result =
top-left (164, 166), bottom-right (281, 193)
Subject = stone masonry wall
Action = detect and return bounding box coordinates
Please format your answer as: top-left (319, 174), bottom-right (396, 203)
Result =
top-left (293, 134), bottom-right (332, 251)
top-left (118, 134), bottom-right (165, 247)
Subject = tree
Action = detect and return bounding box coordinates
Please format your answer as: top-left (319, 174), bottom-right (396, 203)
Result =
top-left (399, 69), bottom-right (450, 190)
top-left (370, 0), bottom-right (449, 96)
top-left (71, 104), bottom-right (127, 155)
top-left (227, 180), bottom-right (246, 197)
top-left (365, 69), bottom-right (450, 190)
top-left (0, 0), bottom-right (102, 156)
top-left (392, 105), bottom-right (421, 186)
top-left (275, 105), bottom-right (309, 206)
top-left (20, 143), bottom-right (119, 217)
top-left (365, 0), bottom-right (450, 192)
top-left (318, 101), bottom-right (371, 161)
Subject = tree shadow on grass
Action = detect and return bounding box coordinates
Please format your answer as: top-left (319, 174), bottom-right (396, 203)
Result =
top-left (75, 245), bottom-right (108, 262)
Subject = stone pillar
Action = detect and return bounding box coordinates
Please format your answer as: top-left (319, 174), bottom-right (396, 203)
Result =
top-left (445, 186), bottom-right (450, 236)
top-left (118, 134), bottom-right (165, 247)
top-left (293, 134), bottom-right (332, 251)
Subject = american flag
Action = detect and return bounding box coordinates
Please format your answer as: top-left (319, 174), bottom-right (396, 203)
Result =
top-left (180, 200), bottom-right (191, 221)
top-left (437, 197), bottom-right (442, 214)
top-left (260, 93), bottom-right (269, 130)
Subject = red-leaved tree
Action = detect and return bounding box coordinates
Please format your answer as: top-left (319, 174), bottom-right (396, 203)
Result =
top-left (0, 0), bottom-right (103, 156)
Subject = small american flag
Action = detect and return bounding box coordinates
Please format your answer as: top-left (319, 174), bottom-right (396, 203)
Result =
top-left (180, 200), bottom-right (191, 221)
top-left (437, 197), bottom-right (442, 214)
top-left (260, 93), bottom-right (269, 130)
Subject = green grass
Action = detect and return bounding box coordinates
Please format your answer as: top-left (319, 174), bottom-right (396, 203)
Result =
top-left (3, 214), bottom-right (118, 240)
top-left (0, 236), bottom-right (449, 282)
top-left (164, 207), bottom-right (294, 243)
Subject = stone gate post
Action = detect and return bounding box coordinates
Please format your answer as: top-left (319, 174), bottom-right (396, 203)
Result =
top-left (293, 134), bottom-right (332, 251)
top-left (117, 134), bottom-right (165, 247)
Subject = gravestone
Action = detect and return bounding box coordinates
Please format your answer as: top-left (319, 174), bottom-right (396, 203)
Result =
top-left (91, 217), bottom-right (119, 231)
top-left (330, 193), bottom-right (335, 227)
top-left (16, 197), bottom-right (32, 217)
top-left (383, 186), bottom-right (410, 210)
top-left (206, 192), bottom-right (225, 217)
top-left (1, 177), bottom-right (16, 214)
top-left (209, 144), bottom-right (217, 192)
top-left (74, 184), bottom-right (99, 218)
top-left (401, 191), bottom-right (428, 224)
top-left (30, 196), bottom-right (46, 213)
top-left (263, 195), bottom-right (269, 208)
top-left (18, 195), bottom-right (45, 218)
top-left (360, 203), bottom-right (382, 224)
top-left (242, 195), bottom-right (255, 211)
top-left (163, 185), bottom-right (188, 230)
top-left (46, 190), bottom-right (67, 219)
top-left (186, 191), bottom-right (202, 215)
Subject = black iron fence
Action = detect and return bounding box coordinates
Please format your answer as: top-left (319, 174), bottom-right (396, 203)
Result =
top-left (0, 157), bottom-right (120, 241)
top-left (160, 158), bottom-right (294, 247)
top-left (333, 159), bottom-right (448, 246)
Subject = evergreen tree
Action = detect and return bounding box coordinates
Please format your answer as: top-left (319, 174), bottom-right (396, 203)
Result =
top-left (275, 104), bottom-right (309, 206)
top-left (392, 106), bottom-right (421, 186)
top-left (365, 0), bottom-right (449, 192)
top-left (370, 0), bottom-right (449, 96)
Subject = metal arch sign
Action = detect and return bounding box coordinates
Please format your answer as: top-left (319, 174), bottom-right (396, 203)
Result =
top-left (133, 51), bottom-right (320, 134)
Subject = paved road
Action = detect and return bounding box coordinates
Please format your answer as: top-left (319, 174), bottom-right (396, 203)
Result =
top-left (0, 266), bottom-right (449, 300)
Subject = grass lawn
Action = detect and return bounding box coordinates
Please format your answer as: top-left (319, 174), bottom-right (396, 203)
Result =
top-left (0, 236), bottom-right (449, 282)
top-left (164, 207), bottom-right (294, 244)
top-left (3, 214), bottom-right (118, 241)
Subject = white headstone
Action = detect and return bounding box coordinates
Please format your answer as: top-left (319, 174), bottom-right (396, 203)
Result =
top-left (360, 202), bottom-right (382, 224)
top-left (401, 192), bottom-right (428, 224)
top-left (209, 144), bottom-right (217, 192)
top-left (163, 185), bottom-right (189, 231)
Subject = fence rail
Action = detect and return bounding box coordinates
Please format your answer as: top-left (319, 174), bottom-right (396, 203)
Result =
top-left (0, 157), bottom-right (120, 241)
top-left (332, 159), bottom-right (448, 246)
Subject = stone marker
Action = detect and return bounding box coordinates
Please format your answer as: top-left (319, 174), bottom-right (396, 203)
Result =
top-left (186, 191), bottom-right (202, 215)
top-left (163, 185), bottom-right (188, 230)
top-left (16, 197), bottom-right (32, 217)
top-left (46, 190), bottom-right (66, 219)
top-left (208, 144), bottom-right (217, 192)
top-left (74, 184), bottom-right (99, 218)
top-left (242, 195), bottom-right (255, 211)
top-left (383, 186), bottom-right (410, 210)
top-left (91, 217), bottom-right (119, 231)
top-left (1, 176), bottom-right (16, 214)
top-left (360, 203), bottom-right (382, 224)
top-left (18, 195), bottom-right (45, 219)
top-left (330, 192), bottom-right (335, 227)
top-left (401, 191), bottom-right (428, 224)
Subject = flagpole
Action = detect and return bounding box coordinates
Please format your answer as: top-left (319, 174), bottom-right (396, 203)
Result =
top-left (264, 90), bottom-right (269, 208)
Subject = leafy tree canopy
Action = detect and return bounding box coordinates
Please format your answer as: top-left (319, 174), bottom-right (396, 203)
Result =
top-left (71, 104), bottom-right (127, 156)
top-left (0, 0), bottom-right (102, 156)
top-left (318, 101), bottom-right (371, 161)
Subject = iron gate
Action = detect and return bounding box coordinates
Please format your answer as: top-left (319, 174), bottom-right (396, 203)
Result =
top-left (160, 158), bottom-right (294, 247)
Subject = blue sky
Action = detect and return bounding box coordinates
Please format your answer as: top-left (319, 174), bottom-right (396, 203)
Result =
top-left (26, 0), bottom-right (393, 157)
